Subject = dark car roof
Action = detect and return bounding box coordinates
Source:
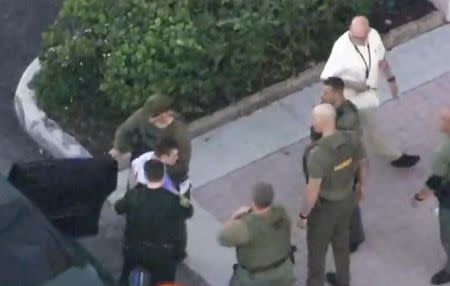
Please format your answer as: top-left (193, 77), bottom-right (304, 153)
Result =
top-left (0, 175), bottom-right (115, 286)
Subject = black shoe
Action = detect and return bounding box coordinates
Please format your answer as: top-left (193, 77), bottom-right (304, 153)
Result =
top-left (176, 251), bottom-right (187, 263)
top-left (350, 238), bottom-right (365, 253)
top-left (431, 270), bottom-right (450, 285)
top-left (350, 242), bottom-right (360, 253)
top-left (326, 272), bottom-right (349, 286)
top-left (390, 154), bottom-right (420, 168)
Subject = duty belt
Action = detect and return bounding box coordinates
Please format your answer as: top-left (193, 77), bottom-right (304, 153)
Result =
top-left (241, 256), bottom-right (289, 274)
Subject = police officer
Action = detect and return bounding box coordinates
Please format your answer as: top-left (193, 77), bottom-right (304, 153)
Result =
top-left (299, 104), bottom-right (368, 286)
top-left (302, 77), bottom-right (366, 253)
top-left (218, 182), bottom-right (295, 286)
top-left (115, 159), bottom-right (193, 286)
top-left (109, 94), bottom-right (191, 185)
top-left (412, 107), bottom-right (450, 285)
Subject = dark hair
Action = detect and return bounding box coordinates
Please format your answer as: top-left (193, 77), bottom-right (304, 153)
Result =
top-left (143, 159), bottom-right (164, 182)
top-left (155, 137), bottom-right (178, 157)
top-left (324, 77), bottom-right (345, 92)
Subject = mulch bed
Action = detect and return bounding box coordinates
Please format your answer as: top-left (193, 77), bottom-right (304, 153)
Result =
top-left (55, 1), bottom-right (437, 157)
top-left (370, 0), bottom-right (436, 33)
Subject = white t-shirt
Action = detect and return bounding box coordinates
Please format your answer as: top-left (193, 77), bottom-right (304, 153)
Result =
top-left (131, 152), bottom-right (191, 195)
top-left (320, 28), bottom-right (386, 109)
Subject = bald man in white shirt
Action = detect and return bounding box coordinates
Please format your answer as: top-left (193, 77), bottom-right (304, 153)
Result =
top-left (321, 16), bottom-right (420, 168)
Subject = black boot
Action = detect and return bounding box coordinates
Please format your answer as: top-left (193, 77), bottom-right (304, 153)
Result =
top-left (390, 154), bottom-right (420, 168)
top-left (326, 272), bottom-right (349, 286)
top-left (350, 242), bottom-right (360, 253)
top-left (431, 270), bottom-right (450, 285)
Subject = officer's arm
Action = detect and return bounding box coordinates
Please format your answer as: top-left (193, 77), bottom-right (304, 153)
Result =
top-left (300, 149), bottom-right (324, 217)
top-left (114, 191), bottom-right (131, 215)
top-left (218, 220), bottom-right (250, 247)
top-left (113, 109), bottom-right (142, 153)
top-left (167, 125), bottom-right (192, 182)
top-left (417, 143), bottom-right (450, 200)
top-left (301, 178), bottom-right (322, 217)
top-left (416, 176), bottom-right (442, 201)
top-left (354, 137), bottom-right (369, 187)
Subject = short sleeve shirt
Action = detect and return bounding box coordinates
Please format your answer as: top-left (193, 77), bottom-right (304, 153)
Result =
top-left (432, 136), bottom-right (450, 183)
top-left (321, 28), bottom-right (386, 89)
top-left (131, 152), bottom-right (178, 193)
top-left (336, 100), bottom-right (362, 135)
top-left (308, 131), bottom-right (365, 200)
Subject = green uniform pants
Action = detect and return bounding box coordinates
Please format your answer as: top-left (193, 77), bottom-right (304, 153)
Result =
top-left (229, 259), bottom-right (295, 286)
top-left (303, 146), bottom-right (364, 248)
top-left (307, 194), bottom-right (355, 286)
top-left (439, 206), bottom-right (450, 273)
top-left (349, 205), bottom-right (365, 246)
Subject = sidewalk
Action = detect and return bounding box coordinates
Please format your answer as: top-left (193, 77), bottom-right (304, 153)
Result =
top-left (195, 71), bottom-right (450, 285)
top-left (98, 24), bottom-right (450, 285)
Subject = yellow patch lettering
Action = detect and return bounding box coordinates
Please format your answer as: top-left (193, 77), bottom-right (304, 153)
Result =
top-left (334, 158), bottom-right (353, 171)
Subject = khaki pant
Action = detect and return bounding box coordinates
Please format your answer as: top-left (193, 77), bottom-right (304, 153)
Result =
top-left (306, 194), bottom-right (355, 286)
top-left (358, 108), bottom-right (401, 161)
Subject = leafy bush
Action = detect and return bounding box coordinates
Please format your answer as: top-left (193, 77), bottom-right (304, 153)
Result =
top-left (36, 0), bottom-right (373, 122)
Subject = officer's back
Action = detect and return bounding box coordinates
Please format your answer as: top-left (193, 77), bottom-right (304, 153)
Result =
top-left (218, 182), bottom-right (295, 286)
top-left (310, 130), bottom-right (363, 201)
top-left (115, 159), bottom-right (193, 285)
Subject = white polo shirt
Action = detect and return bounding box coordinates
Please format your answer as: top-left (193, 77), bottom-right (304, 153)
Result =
top-left (320, 28), bottom-right (386, 109)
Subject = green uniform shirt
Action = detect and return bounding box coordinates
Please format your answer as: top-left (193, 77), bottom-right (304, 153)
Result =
top-left (432, 135), bottom-right (450, 184)
top-left (336, 100), bottom-right (361, 135)
top-left (218, 206), bottom-right (292, 270)
top-left (310, 100), bottom-right (361, 141)
top-left (114, 110), bottom-right (192, 182)
top-left (307, 131), bottom-right (365, 200)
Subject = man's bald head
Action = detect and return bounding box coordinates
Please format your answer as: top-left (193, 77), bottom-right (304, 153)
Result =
top-left (349, 16), bottom-right (370, 44)
top-left (312, 104), bottom-right (336, 134)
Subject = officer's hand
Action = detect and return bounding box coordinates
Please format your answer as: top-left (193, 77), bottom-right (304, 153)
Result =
top-left (411, 193), bottom-right (423, 208)
top-left (389, 81), bottom-right (399, 99)
top-left (109, 148), bottom-right (122, 159)
top-left (231, 206), bottom-right (252, 220)
top-left (297, 218), bottom-right (307, 229)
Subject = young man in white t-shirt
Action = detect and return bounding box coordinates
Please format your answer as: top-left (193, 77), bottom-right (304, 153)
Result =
top-left (320, 16), bottom-right (420, 168)
top-left (130, 138), bottom-right (191, 197)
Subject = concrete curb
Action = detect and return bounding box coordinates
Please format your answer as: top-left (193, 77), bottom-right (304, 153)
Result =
top-left (14, 58), bottom-right (91, 159)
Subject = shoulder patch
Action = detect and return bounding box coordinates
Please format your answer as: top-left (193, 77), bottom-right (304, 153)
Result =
top-left (333, 157), bottom-right (353, 171)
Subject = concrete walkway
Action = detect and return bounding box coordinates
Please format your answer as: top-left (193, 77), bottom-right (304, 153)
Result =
top-left (102, 24), bottom-right (450, 286)
top-left (195, 71), bottom-right (450, 285)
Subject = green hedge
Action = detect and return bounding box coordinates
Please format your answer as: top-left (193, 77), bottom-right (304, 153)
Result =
top-left (35, 0), bottom-right (373, 122)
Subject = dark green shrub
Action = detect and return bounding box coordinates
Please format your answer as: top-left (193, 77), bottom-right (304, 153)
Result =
top-left (35, 0), bottom-right (372, 122)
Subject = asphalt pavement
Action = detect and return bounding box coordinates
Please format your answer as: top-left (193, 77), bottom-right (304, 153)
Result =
top-left (0, 0), bottom-right (59, 174)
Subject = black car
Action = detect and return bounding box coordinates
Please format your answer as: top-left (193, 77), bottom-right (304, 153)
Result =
top-left (1, 157), bottom-right (118, 286)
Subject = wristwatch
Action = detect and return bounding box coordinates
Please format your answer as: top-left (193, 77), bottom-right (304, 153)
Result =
top-left (387, 76), bottom-right (396, 83)
top-left (414, 193), bottom-right (424, 201)
top-left (299, 212), bottom-right (308, 219)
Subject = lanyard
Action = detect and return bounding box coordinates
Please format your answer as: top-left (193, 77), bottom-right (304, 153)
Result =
top-left (350, 36), bottom-right (371, 79)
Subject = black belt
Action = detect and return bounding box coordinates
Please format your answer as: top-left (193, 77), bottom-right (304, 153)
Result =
top-left (241, 256), bottom-right (289, 274)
